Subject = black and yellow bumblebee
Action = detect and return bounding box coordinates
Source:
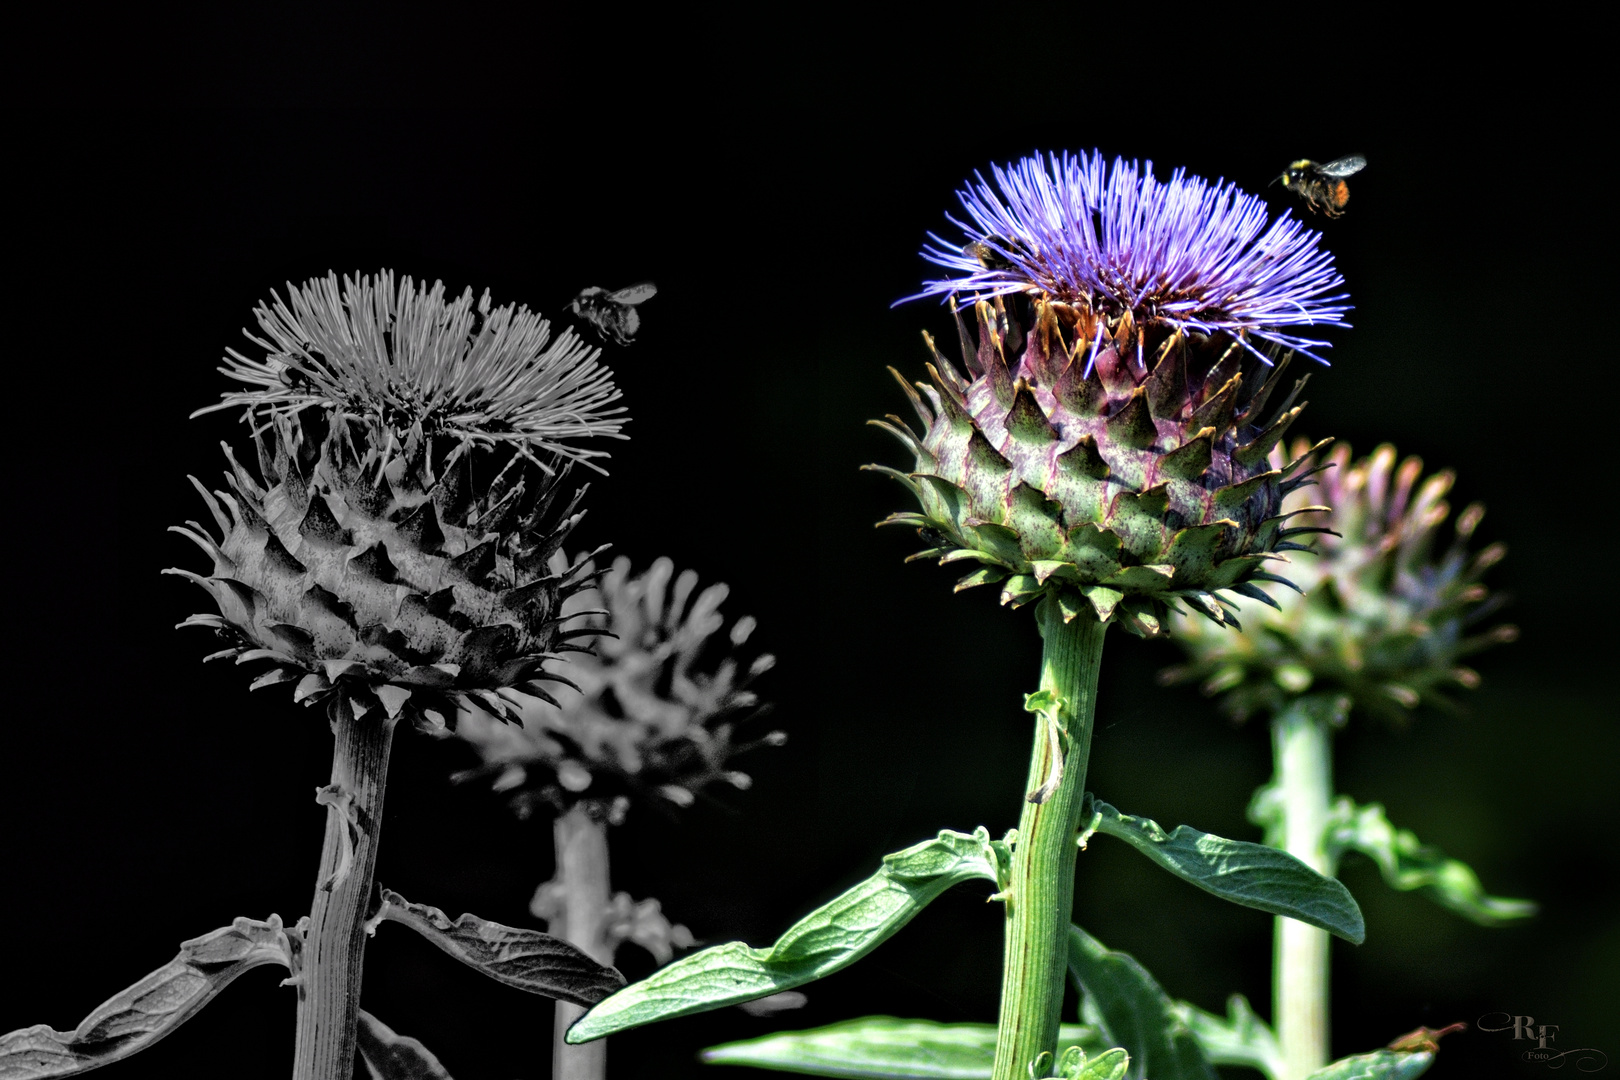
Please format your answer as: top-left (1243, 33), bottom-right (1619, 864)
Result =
top-left (1275, 155), bottom-right (1366, 218)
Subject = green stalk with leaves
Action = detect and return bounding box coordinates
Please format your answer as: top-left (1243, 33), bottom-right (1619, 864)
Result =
top-left (552, 151), bottom-right (1457, 1080)
top-left (1161, 440), bottom-right (1532, 1080)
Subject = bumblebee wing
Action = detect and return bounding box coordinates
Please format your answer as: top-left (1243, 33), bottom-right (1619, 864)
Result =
top-left (609, 282), bottom-right (657, 305)
top-left (1318, 155), bottom-right (1367, 177)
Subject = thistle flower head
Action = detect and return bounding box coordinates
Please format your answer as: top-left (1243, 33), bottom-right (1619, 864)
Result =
top-left (453, 553), bottom-right (782, 821)
top-left (1161, 441), bottom-right (1517, 723)
top-left (171, 272), bottom-right (627, 731)
top-left (201, 270), bottom-right (625, 472)
top-left (907, 151), bottom-right (1348, 363)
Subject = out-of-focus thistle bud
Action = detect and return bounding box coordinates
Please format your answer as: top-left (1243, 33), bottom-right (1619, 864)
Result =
top-left (1161, 441), bottom-right (1517, 723)
top-left (876, 152), bottom-right (1352, 637)
top-left (453, 554), bottom-right (781, 819)
top-left (168, 271), bottom-right (626, 732)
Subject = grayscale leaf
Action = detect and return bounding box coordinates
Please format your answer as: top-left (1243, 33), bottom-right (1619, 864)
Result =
top-left (1325, 797), bottom-right (1536, 925)
top-left (567, 828), bottom-right (1002, 1044)
top-left (1082, 796), bottom-right (1365, 944)
top-left (357, 1010), bottom-right (455, 1080)
top-left (1067, 925), bottom-right (1218, 1080)
top-left (0, 916), bottom-right (293, 1079)
top-left (702, 1016), bottom-right (1104, 1078)
top-left (370, 888), bottom-right (625, 1007)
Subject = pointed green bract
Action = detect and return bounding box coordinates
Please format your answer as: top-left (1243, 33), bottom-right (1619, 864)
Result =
top-left (566, 829), bottom-right (1002, 1043)
top-left (1325, 798), bottom-right (1537, 925)
top-left (701, 1018), bottom-right (1105, 1079)
top-left (1080, 797), bottom-right (1365, 943)
top-left (1066, 926), bottom-right (1218, 1080)
top-left (873, 299), bottom-right (1319, 634)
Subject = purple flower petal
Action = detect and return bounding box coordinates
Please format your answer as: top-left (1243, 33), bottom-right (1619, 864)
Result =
top-left (902, 152), bottom-right (1349, 363)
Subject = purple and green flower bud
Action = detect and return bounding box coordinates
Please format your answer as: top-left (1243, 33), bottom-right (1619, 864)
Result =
top-left (876, 152), bottom-right (1349, 635)
top-left (1162, 441), bottom-right (1517, 723)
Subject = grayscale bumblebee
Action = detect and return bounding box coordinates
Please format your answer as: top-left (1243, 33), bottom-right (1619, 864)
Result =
top-left (1275, 155), bottom-right (1366, 218)
top-left (568, 282), bottom-right (657, 346)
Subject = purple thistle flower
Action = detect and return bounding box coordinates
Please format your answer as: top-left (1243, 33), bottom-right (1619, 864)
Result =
top-left (904, 151), bottom-right (1349, 364)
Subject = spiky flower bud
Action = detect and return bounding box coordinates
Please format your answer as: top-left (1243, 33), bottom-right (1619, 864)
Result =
top-left (168, 271), bottom-right (626, 731)
top-left (1160, 441), bottom-right (1517, 723)
top-left (452, 554), bottom-right (781, 820)
top-left (875, 152), bottom-right (1349, 635)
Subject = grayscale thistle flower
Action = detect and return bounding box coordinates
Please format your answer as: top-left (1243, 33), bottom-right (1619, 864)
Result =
top-left (452, 553), bottom-right (782, 820)
top-left (168, 271), bottom-right (627, 732)
top-left (876, 152), bottom-right (1345, 635)
top-left (1160, 441), bottom-right (1518, 723)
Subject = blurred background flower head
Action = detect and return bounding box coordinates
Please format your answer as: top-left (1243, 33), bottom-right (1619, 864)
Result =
top-left (453, 552), bottom-right (782, 822)
top-left (1161, 440), bottom-right (1517, 724)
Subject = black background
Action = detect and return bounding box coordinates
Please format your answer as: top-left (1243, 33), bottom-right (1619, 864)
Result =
top-left (4, 12), bottom-right (1616, 1079)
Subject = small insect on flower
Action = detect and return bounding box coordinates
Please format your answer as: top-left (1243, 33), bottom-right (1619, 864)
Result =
top-left (961, 234), bottom-right (1027, 271)
top-left (569, 282), bottom-right (657, 346)
top-left (1276, 155), bottom-right (1367, 218)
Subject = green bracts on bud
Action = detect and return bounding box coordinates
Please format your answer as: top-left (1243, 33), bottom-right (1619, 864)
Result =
top-left (1162, 441), bottom-right (1516, 723)
top-left (872, 298), bottom-right (1325, 637)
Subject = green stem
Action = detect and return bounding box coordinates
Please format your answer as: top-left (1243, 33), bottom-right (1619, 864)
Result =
top-left (547, 803), bottom-right (614, 1080)
top-left (1271, 701), bottom-right (1334, 1080)
top-left (292, 697), bottom-right (398, 1080)
top-left (990, 598), bottom-right (1108, 1080)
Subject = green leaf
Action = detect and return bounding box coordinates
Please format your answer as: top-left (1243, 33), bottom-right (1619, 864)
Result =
top-left (357, 1009), bottom-right (456, 1080)
top-left (370, 887), bottom-right (625, 1007)
top-left (0, 915), bottom-right (293, 1078)
top-left (1304, 1049), bottom-right (1435, 1080)
top-left (1073, 1048), bottom-right (1131, 1080)
top-left (568, 828), bottom-right (1001, 1044)
top-left (1081, 796), bottom-right (1366, 944)
top-left (702, 1017), bottom-right (1104, 1078)
top-left (1042, 1046), bottom-right (1132, 1080)
top-left (1171, 994), bottom-right (1284, 1080)
top-left (1324, 798), bottom-right (1537, 925)
top-left (1066, 925), bottom-right (1218, 1080)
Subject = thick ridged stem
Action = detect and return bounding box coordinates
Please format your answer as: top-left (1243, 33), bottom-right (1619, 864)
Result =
top-left (548, 804), bottom-right (614, 1080)
top-left (292, 699), bottom-right (398, 1080)
top-left (990, 600), bottom-right (1108, 1080)
top-left (1272, 702), bottom-right (1334, 1080)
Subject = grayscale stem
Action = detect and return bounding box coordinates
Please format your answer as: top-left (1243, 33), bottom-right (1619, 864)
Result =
top-left (292, 699), bottom-right (398, 1080)
top-left (548, 804), bottom-right (614, 1080)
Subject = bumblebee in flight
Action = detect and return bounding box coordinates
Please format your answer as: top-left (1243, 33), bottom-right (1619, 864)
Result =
top-left (568, 282), bottom-right (657, 346)
top-left (1276, 155), bottom-right (1366, 218)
